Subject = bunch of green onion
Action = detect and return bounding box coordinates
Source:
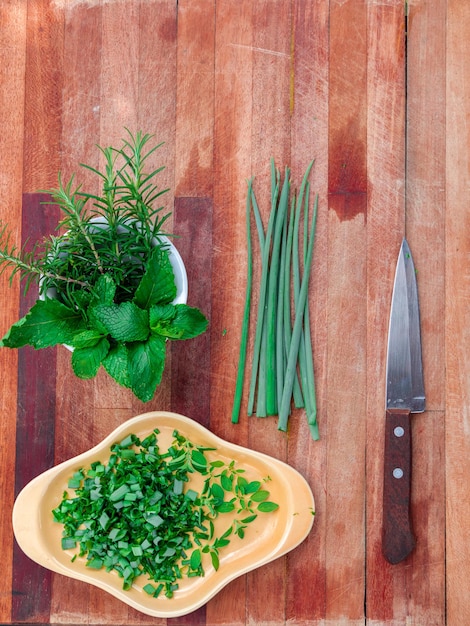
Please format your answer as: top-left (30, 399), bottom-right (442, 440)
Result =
top-left (231, 160), bottom-right (319, 439)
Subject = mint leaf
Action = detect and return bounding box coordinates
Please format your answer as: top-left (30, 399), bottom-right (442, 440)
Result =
top-left (0, 298), bottom-right (86, 349)
top-left (71, 337), bottom-right (110, 379)
top-left (91, 274), bottom-right (116, 305)
top-left (133, 247), bottom-right (177, 309)
top-left (69, 329), bottom-right (105, 349)
top-left (150, 303), bottom-right (208, 340)
top-left (91, 302), bottom-right (149, 342)
top-left (102, 343), bottom-right (131, 389)
top-left (127, 334), bottom-right (166, 402)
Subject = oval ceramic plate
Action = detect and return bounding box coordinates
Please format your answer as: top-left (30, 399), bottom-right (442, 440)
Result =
top-left (13, 411), bottom-right (315, 618)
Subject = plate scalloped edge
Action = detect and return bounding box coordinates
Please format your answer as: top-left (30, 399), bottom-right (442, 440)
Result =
top-left (12, 411), bottom-right (315, 618)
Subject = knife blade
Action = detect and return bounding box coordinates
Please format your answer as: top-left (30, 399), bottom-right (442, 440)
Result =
top-left (382, 238), bottom-right (425, 564)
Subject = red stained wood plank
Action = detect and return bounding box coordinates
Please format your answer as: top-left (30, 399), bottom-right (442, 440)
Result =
top-left (244, 2), bottom-right (292, 624)
top-left (324, 2), bottom-right (367, 623)
top-left (404, 1), bottom-right (446, 623)
top-left (365, 2), bottom-right (408, 621)
top-left (207, 1), bottom-right (253, 623)
top-left (61, 2), bottom-right (102, 189)
top-left (175, 0), bottom-right (215, 198)
top-left (171, 197), bottom-right (212, 428)
top-left (286, 1), bottom-right (329, 623)
top-left (12, 194), bottom-right (58, 623)
top-left (22, 0), bottom-right (64, 193)
top-left (445, 1), bottom-right (470, 623)
top-left (0, 2), bottom-right (26, 621)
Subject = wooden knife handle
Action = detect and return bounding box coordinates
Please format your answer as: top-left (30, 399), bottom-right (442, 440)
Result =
top-left (382, 408), bottom-right (416, 564)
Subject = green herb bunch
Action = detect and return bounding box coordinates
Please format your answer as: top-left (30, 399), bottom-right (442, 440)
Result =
top-left (52, 429), bottom-right (279, 599)
top-left (0, 130), bottom-right (208, 401)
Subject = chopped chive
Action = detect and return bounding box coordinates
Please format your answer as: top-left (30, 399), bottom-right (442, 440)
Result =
top-left (53, 429), bottom-right (279, 600)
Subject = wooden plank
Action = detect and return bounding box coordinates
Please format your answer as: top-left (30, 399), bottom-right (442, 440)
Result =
top-left (365, 2), bottom-right (408, 622)
top-left (21, 0), bottom-right (64, 193)
top-left (0, 1), bottom-right (27, 621)
top-left (404, 1), bottom-right (446, 623)
top-left (171, 197), bottom-right (212, 427)
top-left (285, 0), bottom-right (329, 623)
top-left (50, 2), bottom-right (103, 622)
top-left (12, 195), bottom-right (58, 623)
top-left (11, 0), bottom-right (64, 621)
top-left (175, 0), bottom-right (215, 198)
top-left (137, 0), bottom-right (178, 218)
top-left (131, 0), bottom-right (179, 419)
top-left (244, 3), bottom-right (292, 623)
top-left (207, 1), bottom-right (253, 623)
top-left (445, 1), bottom-right (470, 623)
top-left (325, 1), bottom-right (367, 622)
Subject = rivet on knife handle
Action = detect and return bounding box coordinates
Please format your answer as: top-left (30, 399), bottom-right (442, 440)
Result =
top-left (382, 408), bottom-right (416, 564)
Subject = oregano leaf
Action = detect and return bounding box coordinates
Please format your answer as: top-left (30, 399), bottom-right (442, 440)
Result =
top-left (257, 501), bottom-right (279, 513)
top-left (250, 490), bottom-right (270, 502)
top-left (210, 550), bottom-right (220, 571)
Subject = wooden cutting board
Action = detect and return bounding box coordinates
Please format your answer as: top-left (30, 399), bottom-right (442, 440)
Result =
top-left (0, 0), bottom-right (463, 624)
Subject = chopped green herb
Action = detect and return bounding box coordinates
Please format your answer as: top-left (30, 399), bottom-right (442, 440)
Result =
top-left (52, 429), bottom-right (279, 599)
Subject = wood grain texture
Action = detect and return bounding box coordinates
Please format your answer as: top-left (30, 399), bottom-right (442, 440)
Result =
top-left (0, 1), bottom-right (27, 621)
top-left (445, 0), bottom-right (470, 623)
top-left (0, 0), bottom-right (459, 623)
top-left (365, 1), bottom-right (408, 621)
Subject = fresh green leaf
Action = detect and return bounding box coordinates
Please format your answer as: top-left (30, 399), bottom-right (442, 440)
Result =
top-left (216, 502), bottom-right (235, 513)
top-left (250, 490), bottom-right (270, 502)
top-left (133, 247), bottom-right (177, 309)
top-left (127, 334), bottom-right (166, 402)
top-left (102, 343), bottom-right (131, 389)
top-left (150, 303), bottom-right (208, 340)
top-left (0, 297), bottom-right (86, 348)
top-left (71, 337), bottom-right (110, 379)
top-left (91, 301), bottom-right (149, 342)
top-left (70, 329), bottom-right (106, 349)
top-left (191, 449), bottom-right (207, 472)
top-left (210, 550), bottom-right (220, 571)
top-left (245, 480), bottom-right (262, 494)
top-left (91, 274), bottom-right (117, 305)
top-left (220, 473), bottom-right (233, 492)
top-left (257, 501), bottom-right (279, 513)
top-left (210, 483), bottom-right (225, 501)
top-left (190, 548), bottom-right (202, 570)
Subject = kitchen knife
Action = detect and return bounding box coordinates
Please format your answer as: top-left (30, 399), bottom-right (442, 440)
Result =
top-left (382, 238), bottom-right (425, 564)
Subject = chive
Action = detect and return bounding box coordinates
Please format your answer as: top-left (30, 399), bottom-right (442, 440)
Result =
top-left (231, 179), bottom-right (254, 424)
top-left (278, 191), bottom-right (318, 431)
top-left (275, 190), bottom-right (289, 411)
top-left (61, 537), bottom-right (76, 550)
top-left (284, 195), bottom-right (304, 408)
top-left (265, 168), bottom-right (290, 415)
top-left (109, 484), bottom-right (130, 502)
top-left (301, 183), bottom-right (319, 439)
top-left (247, 165), bottom-right (279, 415)
top-left (292, 177), bottom-right (314, 423)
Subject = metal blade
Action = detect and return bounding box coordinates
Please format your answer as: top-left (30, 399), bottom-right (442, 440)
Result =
top-left (386, 239), bottom-right (425, 412)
